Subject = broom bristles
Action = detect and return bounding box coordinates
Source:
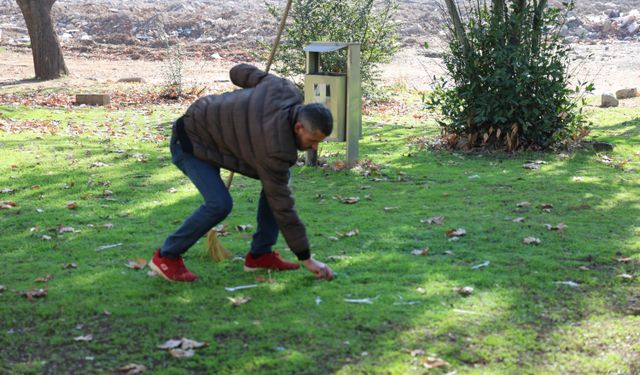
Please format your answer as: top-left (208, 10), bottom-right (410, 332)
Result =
top-left (207, 229), bottom-right (233, 261)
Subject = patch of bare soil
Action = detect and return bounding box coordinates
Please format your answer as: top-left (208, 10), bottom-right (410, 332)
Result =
top-left (0, 0), bottom-right (638, 94)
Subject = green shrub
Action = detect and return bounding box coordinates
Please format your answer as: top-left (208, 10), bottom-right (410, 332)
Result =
top-left (425, 1), bottom-right (593, 151)
top-left (259, 0), bottom-right (400, 98)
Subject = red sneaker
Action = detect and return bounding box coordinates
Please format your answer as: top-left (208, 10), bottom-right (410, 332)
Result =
top-left (244, 251), bottom-right (300, 272)
top-left (149, 249), bottom-right (198, 282)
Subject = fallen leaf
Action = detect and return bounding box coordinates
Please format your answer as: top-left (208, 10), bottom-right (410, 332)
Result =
top-left (103, 190), bottom-right (114, 197)
top-left (337, 196), bottom-right (359, 204)
top-left (617, 273), bottom-right (635, 280)
top-left (409, 349), bottom-right (425, 357)
top-left (235, 224), bottom-right (253, 232)
top-left (1, 200), bottom-right (17, 209)
top-left (411, 248), bottom-right (429, 256)
top-left (168, 348), bottom-right (194, 358)
top-left (516, 201), bottom-right (531, 208)
top-left (74, 334), bottom-right (93, 342)
top-left (58, 226), bottom-right (75, 234)
top-left (523, 163), bottom-right (540, 170)
top-left (158, 339), bottom-right (183, 349)
top-left (103, 223), bottom-right (114, 229)
top-left (167, 187), bottom-right (177, 193)
top-left (1, 188), bottom-right (15, 194)
top-left (31, 185), bottom-right (40, 190)
top-left (540, 203), bottom-right (554, 210)
top-left (544, 223), bottom-right (568, 231)
top-left (227, 296), bottom-right (251, 306)
top-left (345, 229), bottom-right (359, 237)
top-left (66, 202), bottom-right (78, 209)
top-left (523, 237), bottom-right (541, 245)
top-left (617, 257), bottom-right (632, 263)
top-left (421, 216), bottom-right (444, 225)
top-left (63, 263), bottom-right (78, 269)
top-left (328, 236), bottom-right (339, 241)
top-left (180, 338), bottom-right (208, 350)
top-left (0, 285), bottom-right (6, 292)
top-left (117, 363), bottom-right (148, 374)
top-left (453, 286), bottom-right (474, 296)
top-left (35, 274), bottom-right (53, 283)
top-left (125, 258), bottom-right (147, 269)
top-left (422, 356), bottom-right (450, 369)
top-left (512, 217), bottom-right (526, 223)
top-left (578, 266), bottom-right (591, 271)
top-left (383, 206), bottom-right (398, 212)
top-left (255, 275), bottom-right (275, 284)
top-left (446, 228), bottom-right (466, 237)
top-left (18, 287), bottom-right (47, 300)
top-left (41, 235), bottom-right (52, 241)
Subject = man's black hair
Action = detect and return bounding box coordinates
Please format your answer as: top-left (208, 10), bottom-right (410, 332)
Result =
top-left (297, 103), bottom-right (333, 136)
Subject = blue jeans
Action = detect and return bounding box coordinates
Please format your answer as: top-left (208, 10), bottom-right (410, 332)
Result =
top-left (160, 125), bottom-right (279, 258)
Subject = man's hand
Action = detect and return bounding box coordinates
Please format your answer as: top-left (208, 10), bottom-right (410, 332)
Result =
top-left (302, 258), bottom-right (334, 280)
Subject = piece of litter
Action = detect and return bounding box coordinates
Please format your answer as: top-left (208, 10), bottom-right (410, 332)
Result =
top-left (224, 284), bottom-right (258, 292)
top-left (471, 261), bottom-right (490, 269)
top-left (344, 296), bottom-right (379, 304)
top-left (555, 281), bottom-right (580, 287)
top-left (393, 301), bottom-right (422, 305)
top-left (96, 243), bottom-right (123, 251)
top-left (315, 296), bottom-right (322, 305)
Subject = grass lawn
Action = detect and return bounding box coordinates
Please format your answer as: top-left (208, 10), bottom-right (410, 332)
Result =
top-left (0, 87), bottom-right (639, 374)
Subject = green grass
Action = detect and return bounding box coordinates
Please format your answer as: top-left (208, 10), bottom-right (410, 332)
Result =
top-left (1, 91), bottom-right (639, 374)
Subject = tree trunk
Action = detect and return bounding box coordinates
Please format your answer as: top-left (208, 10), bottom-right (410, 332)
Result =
top-left (443, 0), bottom-right (470, 60)
top-left (16, 0), bottom-right (68, 80)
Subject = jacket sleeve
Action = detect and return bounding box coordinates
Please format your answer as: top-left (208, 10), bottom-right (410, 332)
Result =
top-left (230, 64), bottom-right (269, 89)
top-left (255, 159), bottom-right (311, 261)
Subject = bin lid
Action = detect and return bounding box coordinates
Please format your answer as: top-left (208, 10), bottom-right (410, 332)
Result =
top-left (303, 42), bottom-right (353, 53)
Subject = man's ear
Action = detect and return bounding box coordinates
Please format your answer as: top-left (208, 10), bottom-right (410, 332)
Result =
top-left (294, 121), bottom-right (304, 133)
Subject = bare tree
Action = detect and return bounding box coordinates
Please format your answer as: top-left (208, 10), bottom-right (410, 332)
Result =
top-left (16, 0), bottom-right (68, 80)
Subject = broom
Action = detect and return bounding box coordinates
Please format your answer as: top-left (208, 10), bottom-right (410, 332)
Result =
top-left (206, 0), bottom-right (293, 261)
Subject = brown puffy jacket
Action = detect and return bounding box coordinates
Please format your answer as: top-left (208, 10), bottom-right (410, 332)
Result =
top-left (181, 64), bottom-right (309, 259)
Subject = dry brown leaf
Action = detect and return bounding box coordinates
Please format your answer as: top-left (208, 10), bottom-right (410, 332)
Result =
top-left (66, 202), bottom-right (78, 209)
top-left (544, 223), bottom-right (568, 231)
top-left (117, 363), bottom-right (148, 374)
top-left (63, 263), bottom-right (78, 269)
top-left (453, 286), bottom-right (474, 296)
top-left (421, 216), bottom-right (444, 225)
top-left (235, 224), bottom-right (253, 232)
top-left (617, 273), bottom-right (635, 280)
top-left (227, 296), bottom-right (251, 306)
top-left (617, 257), bottom-right (632, 263)
top-left (255, 275), bottom-right (275, 284)
top-left (180, 338), bottom-right (208, 350)
top-left (411, 248), bottom-right (429, 256)
top-left (157, 339), bottom-right (182, 349)
top-left (168, 348), bottom-right (194, 358)
top-left (58, 226), bottom-right (75, 234)
top-left (422, 356), bottom-right (450, 369)
top-left (125, 258), bottom-right (147, 269)
top-left (103, 190), bottom-right (114, 197)
top-left (339, 196), bottom-right (360, 204)
top-left (516, 201), bottom-right (531, 208)
top-left (18, 287), bottom-right (48, 300)
top-left (446, 228), bottom-right (466, 237)
top-left (409, 349), bottom-right (425, 357)
top-left (35, 274), bottom-right (53, 283)
top-left (0, 285), bottom-right (6, 292)
top-left (523, 237), bottom-right (541, 245)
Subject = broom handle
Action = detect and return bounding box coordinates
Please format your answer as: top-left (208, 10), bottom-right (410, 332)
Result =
top-left (225, 0), bottom-right (292, 190)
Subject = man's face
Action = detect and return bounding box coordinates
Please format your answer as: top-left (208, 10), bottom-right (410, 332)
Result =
top-left (294, 122), bottom-right (327, 151)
